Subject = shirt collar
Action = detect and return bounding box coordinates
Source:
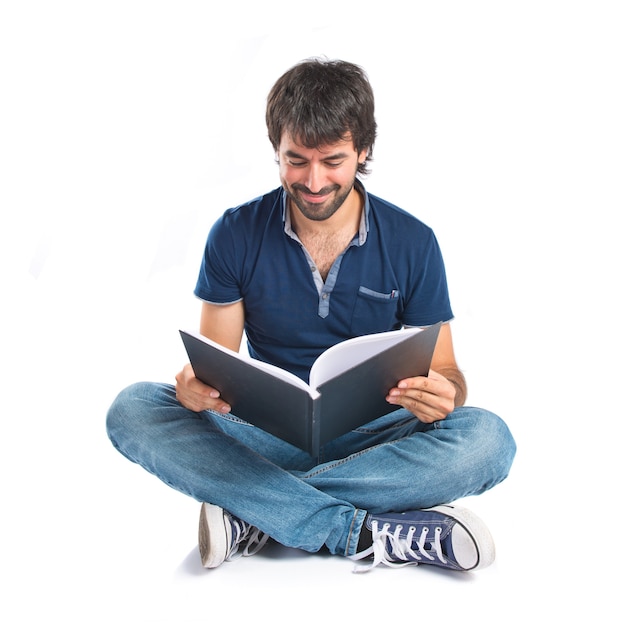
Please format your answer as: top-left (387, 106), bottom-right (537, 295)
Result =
top-left (282, 179), bottom-right (370, 245)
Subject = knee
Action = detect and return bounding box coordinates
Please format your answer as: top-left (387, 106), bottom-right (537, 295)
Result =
top-left (105, 381), bottom-right (174, 444)
top-left (479, 408), bottom-right (516, 481)
top-left (106, 382), bottom-right (141, 442)
top-left (452, 406), bottom-right (517, 481)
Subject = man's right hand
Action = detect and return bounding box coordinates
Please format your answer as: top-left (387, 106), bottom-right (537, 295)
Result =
top-left (174, 363), bottom-right (231, 414)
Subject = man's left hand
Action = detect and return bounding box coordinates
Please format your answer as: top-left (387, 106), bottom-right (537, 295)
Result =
top-left (386, 369), bottom-right (456, 423)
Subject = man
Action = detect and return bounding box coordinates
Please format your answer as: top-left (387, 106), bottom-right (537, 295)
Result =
top-left (107, 57), bottom-right (516, 573)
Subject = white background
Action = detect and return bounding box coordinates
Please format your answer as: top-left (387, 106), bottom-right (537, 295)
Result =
top-left (1, 1), bottom-right (624, 624)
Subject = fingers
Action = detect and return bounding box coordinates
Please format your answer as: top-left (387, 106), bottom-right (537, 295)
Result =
top-left (174, 364), bottom-right (231, 413)
top-left (386, 371), bottom-right (455, 423)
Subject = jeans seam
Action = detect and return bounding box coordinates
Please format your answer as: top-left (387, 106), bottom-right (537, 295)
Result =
top-left (352, 416), bottom-right (417, 435)
top-left (303, 440), bottom-right (394, 479)
top-left (345, 508), bottom-right (361, 556)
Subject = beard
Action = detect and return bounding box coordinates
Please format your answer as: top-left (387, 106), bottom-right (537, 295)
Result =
top-left (284, 180), bottom-right (356, 222)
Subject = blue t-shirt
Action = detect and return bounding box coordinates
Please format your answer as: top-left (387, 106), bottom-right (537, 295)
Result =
top-left (194, 184), bottom-right (453, 383)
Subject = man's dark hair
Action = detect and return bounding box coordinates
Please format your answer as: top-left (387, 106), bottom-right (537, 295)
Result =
top-left (266, 57), bottom-right (377, 176)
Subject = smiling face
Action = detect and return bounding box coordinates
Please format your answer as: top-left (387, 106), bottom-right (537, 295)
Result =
top-left (278, 133), bottom-right (367, 222)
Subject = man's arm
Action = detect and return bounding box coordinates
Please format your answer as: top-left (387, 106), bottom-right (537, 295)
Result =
top-left (175, 301), bottom-right (245, 413)
top-left (199, 300), bottom-right (245, 351)
top-left (429, 322), bottom-right (467, 407)
top-left (386, 322), bottom-right (466, 423)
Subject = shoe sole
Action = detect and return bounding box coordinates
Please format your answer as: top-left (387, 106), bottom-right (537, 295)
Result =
top-left (426, 504), bottom-right (496, 570)
top-left (198, 503), bottom-right (230, 568)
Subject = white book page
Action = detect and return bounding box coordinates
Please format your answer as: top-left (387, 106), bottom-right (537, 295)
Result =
top-left (241, 352), bottom-right (315, 394)
top-left (309, 327), bottom-right (423, 389)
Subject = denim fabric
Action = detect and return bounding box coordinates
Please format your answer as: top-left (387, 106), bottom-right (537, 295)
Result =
top-left (106, 382), bottom-right (516, 557)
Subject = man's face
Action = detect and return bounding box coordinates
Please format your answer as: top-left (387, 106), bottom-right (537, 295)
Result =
top-left (278, 133), bottom-right (367, 222)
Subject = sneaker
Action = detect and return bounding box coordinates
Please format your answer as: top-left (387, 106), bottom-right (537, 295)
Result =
top-left (198, 503), bottom-right (269, 568)
top-left (350, 504), bottom-right (495, 573)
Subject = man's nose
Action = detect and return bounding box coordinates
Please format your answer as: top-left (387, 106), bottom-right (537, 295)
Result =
top-left (303, 163), bottom-right (325, 193)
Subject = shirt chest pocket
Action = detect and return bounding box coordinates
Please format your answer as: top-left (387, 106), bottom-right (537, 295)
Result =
top-left (350, 286), bottom-right (402, 335)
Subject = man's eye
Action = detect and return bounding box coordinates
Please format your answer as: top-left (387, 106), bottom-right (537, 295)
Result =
top-left (325, 161), bottom-right (343, 168)
top-left (288, 160), bottom-right (307, 167)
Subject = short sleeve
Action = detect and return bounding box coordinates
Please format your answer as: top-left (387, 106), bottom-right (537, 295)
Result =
top-left (194, 211), bottom-right (243, 304)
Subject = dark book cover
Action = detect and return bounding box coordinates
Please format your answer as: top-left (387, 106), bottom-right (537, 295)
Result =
top-left (180, 322), bottom-right (441, 456)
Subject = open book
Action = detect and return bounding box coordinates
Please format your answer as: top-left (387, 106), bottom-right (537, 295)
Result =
top-left (180, 322), bottom-right (441, 456)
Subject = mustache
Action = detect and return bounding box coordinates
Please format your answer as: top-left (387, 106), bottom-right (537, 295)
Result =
top-left (291, 183), bottom-right (340, 196)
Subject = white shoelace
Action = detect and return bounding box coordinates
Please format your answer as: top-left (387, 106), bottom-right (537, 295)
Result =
top-left (351, 520), bottom-right (447, 573)
top-left (226, 519), bottom-right (270, 561)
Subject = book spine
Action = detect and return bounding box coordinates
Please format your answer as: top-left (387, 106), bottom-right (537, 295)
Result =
top-left (310, 397), bottom-right (321, 458)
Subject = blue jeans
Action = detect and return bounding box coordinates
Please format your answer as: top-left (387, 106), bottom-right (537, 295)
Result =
top-left (106, 381), bottom-right (516, 557)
